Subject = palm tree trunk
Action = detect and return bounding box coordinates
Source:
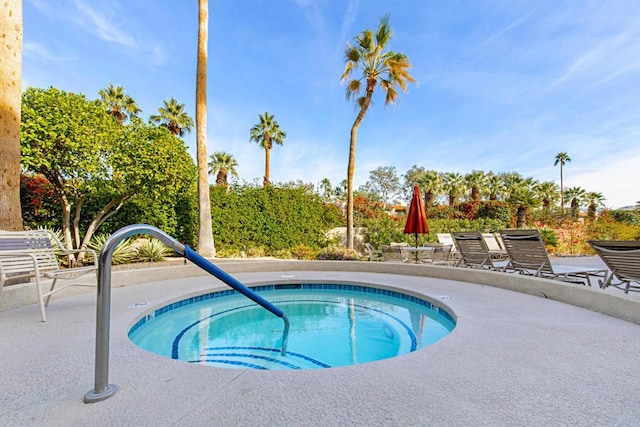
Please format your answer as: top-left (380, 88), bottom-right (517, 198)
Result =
top-left (264, 146), bottom-right (270, 187)
top-left (560, 165), bottom-right (564, 218)
top-left (346, 93), bottom-right (373, 249)
top-left (196, 0), bottom-right (215, 257)
top-left (0, 0), bottom-right (23, 231)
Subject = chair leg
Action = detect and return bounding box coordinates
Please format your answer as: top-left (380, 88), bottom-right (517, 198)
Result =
top-left (34, 277), bottom-right (48, 322)
top-left (45, 278), bottom-right (58, 307)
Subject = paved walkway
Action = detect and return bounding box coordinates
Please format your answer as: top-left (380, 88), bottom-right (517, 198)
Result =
top-left (1, 259), bottom-right (639, 426)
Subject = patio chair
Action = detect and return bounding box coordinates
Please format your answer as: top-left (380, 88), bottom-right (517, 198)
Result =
top-left (430, 244), bottom-right (454, 266)
top-left (481, 233), bottom-right (508, 260)
top-left (499, 229), bottom-right (606, 286)
top-left (588, 240), bottom-right (640, 294)
top-left (437, 233), bottom-right (459, 263)
top-left (452, 232), bottom-right (509, 270)
top-left (364, 243), bottom-right (383, 262)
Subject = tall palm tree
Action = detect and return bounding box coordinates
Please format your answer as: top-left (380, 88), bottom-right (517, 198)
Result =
top-left (0, 0), bottom-right (23, 230)
top-left (195, 0), bottom-right (215, 257)
top-left (565, 186), bottom-right (586, 218)
top-left (98, 83), bottom-right (141, 124)
top-left (208, 151), bottom-right (238, 186)
top-left (554, 152), bottom-right (571, 217)
top-left (249, 111), bottom-right (286, 187)
top-left (585, 191), bottom-right (605, 219)
top-left (341, 14), bottom-right (415, 249)
top-left (465, 170), bottom-right (488, 202)
top-left (443, 172), bottom-right (466, 206)
top-left (150, 98), bottom-right (194, 136)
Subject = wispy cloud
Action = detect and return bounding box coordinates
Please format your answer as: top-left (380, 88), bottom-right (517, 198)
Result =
top-left (73, 1), bottom-right (138, 48)
top-left (23, 42), bottom-right (75, 62)
top-left (477, 7), bottom-right (538, 50)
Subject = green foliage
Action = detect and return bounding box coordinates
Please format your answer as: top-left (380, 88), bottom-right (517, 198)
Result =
top-left (608, 210), bottom-right (640, 226)
top-left (317, 246), bottom-right (361, 261)
top-left (88, 234), bottom-right (136, 265)
top-left (539, 228), bottom-right (559, 247)
top-left (21, 174), bottom-right (60, 229)
top-left (209, 184), bottom-right (342, 254)
top-left (363, 214), bottom-right (406, 248)
top-left (135, 238), bottom-right (173, 262)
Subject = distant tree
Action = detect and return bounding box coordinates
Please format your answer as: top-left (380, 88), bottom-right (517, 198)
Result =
top-left (509, 187), bottom-right (540, 228)
top-left (486, 172), bottom-right (506, 201)
top-left (319, 178), bottom-right (333, 202)
top-left (21, 87), bottom-right (196, 260)
top-left (554, 152), bottom-right (571, 217)
top-left (98, 83), bottom-right (141, 124)
top-left (208, 151), bottom-right (238, 187)
top-left (0, 0), bottom-right (23, 230)
top-left (196, 0), bottom-right (215, 257)
top-left (443, 172), bottom-right (466, 206)
top-left (565, 186), bottom-right (586, 218)
top-left (585, 191), bottom-right (605, 219)
top-left (150, 98), bottom-right (194, 136)
top-left (535, 181), bottom-right (560, 209)
top-left (465, 170), bottom-right (488, 202)
top-left (249, 111), bottom-right (286, 187)
top-left (341, 14), bottom-right (416, 249)
top-left (362, 166), bottom-right (401, 209)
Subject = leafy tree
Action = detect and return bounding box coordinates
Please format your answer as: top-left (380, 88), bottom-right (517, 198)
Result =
top-left (585, 191), bottom-right (605, 219)
top-left (196, 0), bottom-right (215, 257)
top-left (98, 83), bottom-right (141, 124)
top-left (0, 0), bottom-right (23, 230)
top-left (361, 166), bottom-right (401, 209)
top-left (554, 152), bottom-right (571, 217)
top-left (150, 97), bottom-right (194, 136)
top-left (341, 14), bottom-right (416, 249)
top-left (21, 87), bottom-right (196, 260)
top-left (208, 151), bottom-right (238, 187)
top-left (249, 111), bottom-right (287, 187)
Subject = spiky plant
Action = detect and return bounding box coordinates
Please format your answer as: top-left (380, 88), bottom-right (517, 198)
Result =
top-left (135, 238), bottom-right (173, 262)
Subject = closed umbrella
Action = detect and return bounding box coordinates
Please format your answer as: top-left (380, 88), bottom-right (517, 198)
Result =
top-left (404, 185), bottom-right (429, 248)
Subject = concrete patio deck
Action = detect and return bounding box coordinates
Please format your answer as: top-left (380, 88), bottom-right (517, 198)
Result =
top-left (1, 258), bottom-right (639, 426)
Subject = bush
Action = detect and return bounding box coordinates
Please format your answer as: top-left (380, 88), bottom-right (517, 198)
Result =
top-left (317, 246), bottom-right (361, 261)
top-left (608, 209), bottom-right (640, 226)
top-left (135, 238), bottom-right (173, 262)
top-left (88, 234), bottom-right (136, 265)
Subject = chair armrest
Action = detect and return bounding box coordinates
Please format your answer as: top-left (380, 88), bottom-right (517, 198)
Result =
top-left (58, 248), bottom-right (98, 265)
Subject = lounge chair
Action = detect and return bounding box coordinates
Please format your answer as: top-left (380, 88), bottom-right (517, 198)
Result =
top-left (481, 233), bottom-right (508, 260)
top-left (452, 232), bottom-right (509, 270)
top-left (499, 229), bottom-right (607, 286)
top-left (364, 243), bottom-right (383, 262)
top-left (588, 240), bottom-right (640, 294)
top-left (437, 233), bottom-right (459, 263)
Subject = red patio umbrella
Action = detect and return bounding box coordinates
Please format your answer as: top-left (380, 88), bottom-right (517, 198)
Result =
top-left (404, 185), bottom-right (429, 247)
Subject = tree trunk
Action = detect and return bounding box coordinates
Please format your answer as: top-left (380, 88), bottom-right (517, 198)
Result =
top-left (0, 1), bottom-right (23, 231)
top-left (195, 0), bottom-right (215, 257)
top-left (346, 93), bottom-right (373, 249)
top-left (264, 146), bottom-right (270, 187)
top-left (516, 206), bottom-right (526, 228)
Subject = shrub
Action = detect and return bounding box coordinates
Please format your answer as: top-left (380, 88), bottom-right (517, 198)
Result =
top-left (317, 246), bottom-right (361, 261)
top-left (135, 238), bottom-right (173, 262)
top-left (88, 234), bottom-right (136, 265)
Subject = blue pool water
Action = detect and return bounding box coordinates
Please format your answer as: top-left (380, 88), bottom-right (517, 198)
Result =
top-left (129, 284), bottom-right (456, 370)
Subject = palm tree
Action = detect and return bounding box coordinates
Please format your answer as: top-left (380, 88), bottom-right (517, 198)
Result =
top-left (534, 181), bottom-right (560, 209)
top-left (585, 191), bottom-right (605, 219)
top-left (208, 151), bottom-right (238, 187)
top-left (98, 84), bottom-right (141, 124)
top-left (150, 98), bottom-right (194, 136)
top-left (554, 152), bottom-right (571, 217)
top-left (509, 188), bottom-right (540, 228)
top-left (420, 170), bottom-right (443, 206)
top-left (565, 186), bottom-right (586, 218)
top-left (341, 15), bottom-right (416, 249)
top-left (465, 170), bottom-right (488, 202)
top-left (195, 0), bottom-right (215, 257)
top-left (0, 0), bottom-right (23, 230)
top-left (443, 172), bottom-right (466, 206)
top-left (249, 111), bottom-right (286, 187)
top-left (486, 173), bottom-right (506, 201)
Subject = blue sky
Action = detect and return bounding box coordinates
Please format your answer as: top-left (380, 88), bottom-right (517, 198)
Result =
top-left (22, 0), bottom-right (640, 208)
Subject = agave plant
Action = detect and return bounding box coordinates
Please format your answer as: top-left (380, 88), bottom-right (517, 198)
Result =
top-left (135, 238), bottom-right (173, 262)
top-left (88, 234), bottom-right (136, 265)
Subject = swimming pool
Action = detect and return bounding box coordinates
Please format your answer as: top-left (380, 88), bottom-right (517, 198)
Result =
top-left (129, 283), bottom-right (456, 370)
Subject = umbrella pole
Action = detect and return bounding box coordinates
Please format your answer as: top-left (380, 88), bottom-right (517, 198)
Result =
top-left (414, 233), bottom-right (419, 262)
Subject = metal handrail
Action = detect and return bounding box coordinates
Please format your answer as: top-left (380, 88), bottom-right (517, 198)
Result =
top-left (84, 224), bottom-right (289, 403)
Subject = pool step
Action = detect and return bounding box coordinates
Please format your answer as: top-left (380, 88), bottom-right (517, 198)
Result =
top-left (190, 346), bottom-right (331, 370)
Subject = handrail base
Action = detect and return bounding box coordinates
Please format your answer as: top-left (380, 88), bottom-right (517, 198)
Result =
top-left (84, 384), bottom-right (118, 403)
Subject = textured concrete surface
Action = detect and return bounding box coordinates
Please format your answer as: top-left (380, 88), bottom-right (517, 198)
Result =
top-left (1, 259), bottom-right (640, 426)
